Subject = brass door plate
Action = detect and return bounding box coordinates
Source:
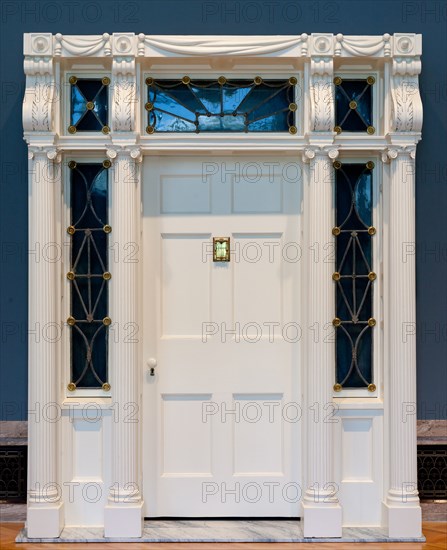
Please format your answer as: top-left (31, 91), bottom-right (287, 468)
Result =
top-left (213, 237), bottom-right (230, 262)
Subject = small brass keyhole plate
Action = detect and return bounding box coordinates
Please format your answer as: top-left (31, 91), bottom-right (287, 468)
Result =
top-left (213, 237), bottom-right (230, 262)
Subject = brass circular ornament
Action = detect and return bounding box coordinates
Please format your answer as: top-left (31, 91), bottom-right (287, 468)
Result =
top-left (67, 316), bottom-right (76, 326)
top-left (366, 126), bottom-right (375, 135)
top-left (332, 226), bottom-right (341, 236)
top-left (349, 100), bottom-right (358, 110)
top-left (102, 382), bottom-right (111, 392)
top-left (333, 77), bottom-right (342, 86)
top-left (332, 272), bottom-right (341, 281)
top-left (367, 318), bottom-right (377, 327)
top-left (368, 383), bottom-right (377, 392)
top-left (145, 102), bottom-right (154, 111)
top-left (333, 160), bottom-right (342, 170)
top-left (102, 159), bottom-right (112, 169)
top-left (288, 77), bottom-right (297, 86)
top-left (67, 225), bottom-right (76, 235)
top-left (66, 271), bottom-right (75, 281)
top-left (86, 101), bottom-right (95, 110)
top-left (218, 76), bottom-right (227, 85)
top-left (68, 160), bottom-right (77, 170)
top-left (368, 271), bottom-right (377, 281)
top-left (334, 126), bottom-right (342, 134)
top-left (102, 77), bottom-right (111, 86)
top-left (333, 383), bottom-right (343, 392)
top-left (146, 125), bottom-right (155, 134)
top-left (288, 125), bottom-right (297, 135)
top-left (182, 76), bottom-right (191, 85)
top-left (67, 382), bottom-right (76, 392)
top-left (366, 161), bottom-right (375, 170)
top-left (289, 102), bottom-right (297, 112)
top-left (367, 226), bottom-right (376, 236)
top-left (145, 77), bottom-right (154, 86)
top-left (103, 272), bottom-right (112, 280)
top-left (68, 125), bottom-right (77, 134)
top-left (103, 317), bottom-right (112, 326)
top-left (254, 76), bottom-right (263, 85)
top-left (367, 76), bottom-right (376, 85)
top-left (102, 125), bottom-right (110, 135)
top-left (332, 317), bottom-right (342, 327)
top-left (69, 76), bottom-right (77, 85)
top-left (103, 224), bottom-right (112, 233)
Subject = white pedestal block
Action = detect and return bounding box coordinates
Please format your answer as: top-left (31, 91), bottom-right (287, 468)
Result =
top-left (27, 502), bottom-right (64, 539)
top-left (104, 502), bottom-right (144, 538)
top-left (303, 503), bottom-right (342, 538)
top-left (383, 502), bottom-right (422, 538)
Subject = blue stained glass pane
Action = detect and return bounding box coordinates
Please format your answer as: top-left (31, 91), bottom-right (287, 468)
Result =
top-left (70, 163), bottom-right (109, 388)
top-left (71, 87), bottom-right (87, 125)
top-left (336, 326), bottom-right (372, 387)
top-left (147, 78), bottom-right (294, 133)
top-left (190, 83), bottom-right (222, 113)
top-left (151, 111), bottom-right (197, 132)
top-left (197, 114), bottom-right (246, 132)
top-left (335, 163), bottom-right (374, 389)
top-left (70, 79), bottom-right (108, 131)
top-left (335, 79), bottom-right (372, 132)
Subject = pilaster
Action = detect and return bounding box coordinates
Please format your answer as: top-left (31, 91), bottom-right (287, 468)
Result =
top-left (302, 143), bottom-right (342, 538)
top-left (103, 145), bottom-right (143, 538)
top-left (382, 144), bottom-right (421, 538)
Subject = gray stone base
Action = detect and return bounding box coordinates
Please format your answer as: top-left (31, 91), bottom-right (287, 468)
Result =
top-left (16, 520), bottom-right (426, 543)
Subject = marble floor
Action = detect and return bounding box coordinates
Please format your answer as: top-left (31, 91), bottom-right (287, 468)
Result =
top-left (15, 519), bottom-right (427, 543)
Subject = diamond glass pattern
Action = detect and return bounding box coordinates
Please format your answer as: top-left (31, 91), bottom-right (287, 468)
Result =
top-left (69, 77), bottom-right (109, 133)
top-left (334, 77), bottom-right (374, 134)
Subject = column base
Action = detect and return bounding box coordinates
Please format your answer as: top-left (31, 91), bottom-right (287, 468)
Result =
top-left (383, 502), bottom-right (422, 538)
top-left (303, 502), bottom-right (342, 538)
top-left (104, 501), bottom-right (144, 538)
top-left (27, 502), bottom-right (64, 539)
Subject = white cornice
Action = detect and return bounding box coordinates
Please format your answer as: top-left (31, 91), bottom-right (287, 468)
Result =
top-left (23, 33), bottom-right (422, 59)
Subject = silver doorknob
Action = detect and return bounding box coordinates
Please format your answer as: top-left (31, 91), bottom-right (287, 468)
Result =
top-left (147, 358), bottom-right (157, 376)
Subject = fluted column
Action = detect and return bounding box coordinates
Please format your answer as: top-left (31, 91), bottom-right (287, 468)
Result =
top-left (27, 148), bottom-right (64, 538)
top-left (104, 147), bottom-right (143, 537)
top-left (383, 145), bottom-right (421, 537)
top-left (302, 146), bottom-right (342, 537)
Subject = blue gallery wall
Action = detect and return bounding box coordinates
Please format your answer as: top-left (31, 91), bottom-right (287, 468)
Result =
top-left (0, 0), bottom-right (445, 420)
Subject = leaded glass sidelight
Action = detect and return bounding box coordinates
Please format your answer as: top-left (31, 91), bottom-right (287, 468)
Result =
top-left (68, 76), bottom-right (110, 134)
top-left (145, 76), bottom-right (297, 133)
top-left (67, 161), bottom-right (111, 392)
top-left (334, 76), bottom-right (375, 135)
top-left (332, 161), bottom-right (376, 392)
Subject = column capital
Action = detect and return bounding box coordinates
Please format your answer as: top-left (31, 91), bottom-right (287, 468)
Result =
top-left (106, 145), bottom-right (143, 162)
top-left (303, 145), bottom-right (339, 163)
top-left (28, 145), bottom-right (61, 162)
top-left (381, 145), bottom-right (416, 163)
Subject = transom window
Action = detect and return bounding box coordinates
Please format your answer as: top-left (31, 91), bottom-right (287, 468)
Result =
top-left (145, 76), bottom-right (297, 134)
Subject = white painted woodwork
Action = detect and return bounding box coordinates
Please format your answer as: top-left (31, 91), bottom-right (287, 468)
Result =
top-left (142, 156), bottom-right (302, 516)
top-left (334, 410), bottom-right (384, 526)
top-left (302, 146), bottom-right (342, 537)
top-left (382, 144), bottom-right (421, 537)
top-left (104, 148), bottom-right (144, 537)
top-left (27, 150), bottom-right (64, 538)
top-left (23, 33), bottom-right (423, 539)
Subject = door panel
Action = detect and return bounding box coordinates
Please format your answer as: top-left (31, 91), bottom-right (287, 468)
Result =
top-left (143, 156), bottom-right (302, 517)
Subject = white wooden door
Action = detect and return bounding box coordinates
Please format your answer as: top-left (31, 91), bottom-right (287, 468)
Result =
top-left (142, 155), bottom-right (302, 517)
